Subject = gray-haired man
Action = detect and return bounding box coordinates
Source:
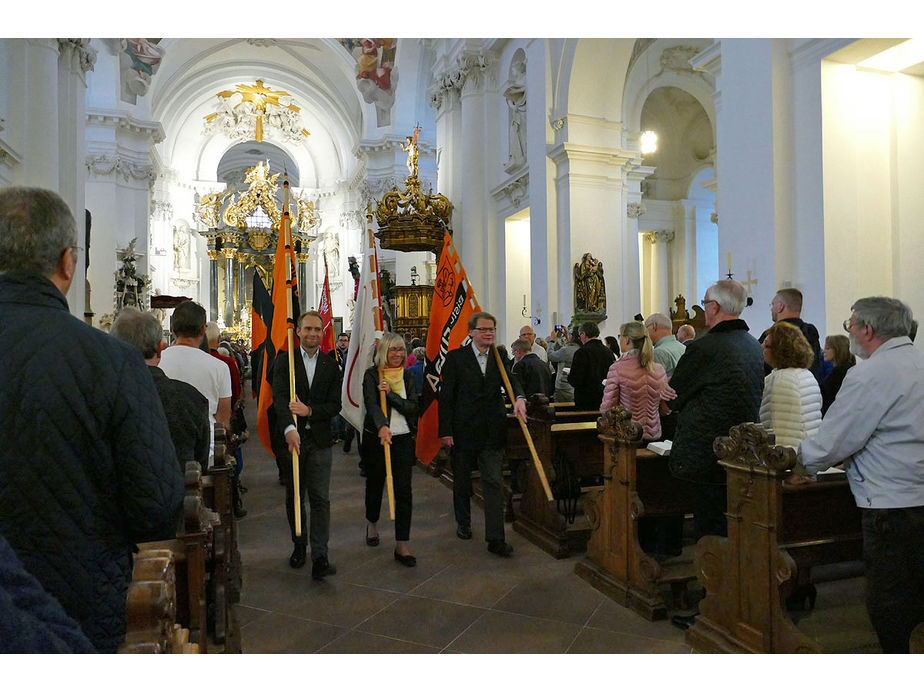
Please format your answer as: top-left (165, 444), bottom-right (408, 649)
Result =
top-left (797, 296), bottom-right (924, 653)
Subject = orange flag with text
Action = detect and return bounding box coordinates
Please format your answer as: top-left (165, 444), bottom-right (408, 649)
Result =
top-left (415, 233), bottom-right (481, 467)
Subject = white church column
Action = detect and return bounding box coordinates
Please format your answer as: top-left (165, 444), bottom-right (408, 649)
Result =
top-left (22, 39), bottom-right (60, 189)
top-left (549, 141), bottom-right (649, 334)
top-left (85, 111), bottom-right (162, 322)
top-left (56, 40), bottom-right (96, 319)
top-left (457, 53), bottom-right (495, 308)
top-left (645, 230), bottom-right (674, 315)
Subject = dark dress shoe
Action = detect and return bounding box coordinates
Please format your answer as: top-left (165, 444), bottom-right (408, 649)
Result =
top-left (289, 545), bottom-right (307, 569)
top-left (671, 613), bottom-right (698, 630)
top-left (456, 525), bottom-right (472, 540)
top-left (365, 526), bottom-right (379, 547)
top-left (312, 556), bottom-right (337, 580)
top-left (343, 439), bottom-right (352, 453)
top-left (394, 550), bottom-right (417, 567)
top-left (487, 541), bottom-right (514, 557)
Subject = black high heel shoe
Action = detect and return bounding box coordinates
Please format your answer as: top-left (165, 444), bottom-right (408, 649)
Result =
top-left (365, 525), bottom-right (379, 547)
top-left (785, 584), bottom-right (817, 612)
top-left (394, 550), bottom-right (416, 567)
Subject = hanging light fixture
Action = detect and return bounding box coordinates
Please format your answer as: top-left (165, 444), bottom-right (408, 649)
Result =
top-left (640, 130), bottom-right (658, 155)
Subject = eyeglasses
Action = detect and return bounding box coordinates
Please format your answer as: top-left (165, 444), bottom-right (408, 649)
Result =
top-left (843, 318), bottom-right (865, 332)
top-left (387, 346), bottom-right (405, 352)
top-left (702, 299), bottom-right (717, 307)
top-left (473, 327), bottom-right (496, 333)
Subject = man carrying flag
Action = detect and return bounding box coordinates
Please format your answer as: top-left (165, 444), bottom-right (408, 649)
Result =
top-left (418, 234), bottom-right (527, 557)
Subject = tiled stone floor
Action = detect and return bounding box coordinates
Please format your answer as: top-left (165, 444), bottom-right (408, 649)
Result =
top-left (231, 400), bottom-right (879, 655)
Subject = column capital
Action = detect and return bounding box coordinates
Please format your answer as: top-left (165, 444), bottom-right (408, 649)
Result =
top-left (644, 230), bottom-right (675, 244)
top-left (57, 39), bottom-right (98, 77)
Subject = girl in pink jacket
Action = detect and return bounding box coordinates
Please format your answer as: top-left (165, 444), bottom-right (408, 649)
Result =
top-left (600, 321), bottom-right (676, 440)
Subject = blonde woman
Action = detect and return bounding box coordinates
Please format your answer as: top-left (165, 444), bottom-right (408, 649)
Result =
top-left (600, 321), bottom-right (675, 440)
top-left (361, 332), bottom-right (420, 566)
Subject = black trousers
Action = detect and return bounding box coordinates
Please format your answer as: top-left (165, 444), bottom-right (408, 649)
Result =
top-left (362, 432), bottom-right (414, 542)
top-left (686, 480), bottom-right (727, 541)
top-left (862, 505), bottom-right (924, 653)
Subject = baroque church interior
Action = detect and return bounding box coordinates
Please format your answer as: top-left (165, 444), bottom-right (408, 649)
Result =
top-left (2, 7), bottom-right (922, 679)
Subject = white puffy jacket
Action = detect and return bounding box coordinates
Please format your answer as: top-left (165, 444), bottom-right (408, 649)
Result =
top-left (759, 368), bottom-right (822, 449)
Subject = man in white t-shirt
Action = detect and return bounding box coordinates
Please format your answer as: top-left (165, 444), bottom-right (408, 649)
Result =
top-left (159, 300), bottom-right (232, 462)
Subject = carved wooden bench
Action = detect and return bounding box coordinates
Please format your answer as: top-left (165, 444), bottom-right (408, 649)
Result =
top-left (687, 423), bottom-right (863, 653)
top-left (118, 549), bottom-right (198, 653)
top-left (138, 461), bottom-right (218, 652)
top-left (574, 407), bottom-right (697, 619)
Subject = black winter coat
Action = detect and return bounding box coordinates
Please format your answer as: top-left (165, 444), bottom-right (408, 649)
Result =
top-left (668, 319), bottom-right (764, 484)
top-left (568, 338), bottom-right (616, 410)
top-left (0, 272), bottom-right (184, 652)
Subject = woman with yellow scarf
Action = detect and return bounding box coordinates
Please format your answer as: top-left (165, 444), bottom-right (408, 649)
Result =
top-left (361, 332), bottom-right (420, 566)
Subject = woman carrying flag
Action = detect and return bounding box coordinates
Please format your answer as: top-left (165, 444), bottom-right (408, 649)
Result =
top-left (361, 332), bottom-right (420, 566)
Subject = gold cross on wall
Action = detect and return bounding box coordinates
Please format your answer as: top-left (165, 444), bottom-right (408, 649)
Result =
top-left (742, 269), bottom-right (758, 295)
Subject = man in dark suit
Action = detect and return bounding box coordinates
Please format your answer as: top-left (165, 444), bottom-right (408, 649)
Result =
top-left (272, 310), bottom-right (342, 578)
top-left (567, 320), bottom-right (616, 410)
top-left (439, 312), bottom-right (527, 557)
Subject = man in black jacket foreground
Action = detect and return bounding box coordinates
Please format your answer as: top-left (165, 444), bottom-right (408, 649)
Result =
top-left (0, 187), bottom-right (184, 652)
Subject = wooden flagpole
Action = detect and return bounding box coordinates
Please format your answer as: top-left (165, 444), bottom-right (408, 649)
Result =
top-left (491, 345), bottom-right (554, 502)
top-left (284, 174), bottom-right (301, 537)
top-left (367, 210), bottom-right (395, 521)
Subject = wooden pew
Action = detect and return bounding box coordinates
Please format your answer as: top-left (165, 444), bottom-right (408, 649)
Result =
top-left (202, 427), bottom-right (242, 652)
top-left (574, 407), bottom-right (698, 619)
top-left (119, 549), bottom-right (198, 653)
top-left (512, 397), bottom-right (605, 557)
top-left (138, 460), bottom-right (218, 652)
top-left (431, 396), bottom-right (599, 526)
top-left (686, 422), bottom-right (863, 653)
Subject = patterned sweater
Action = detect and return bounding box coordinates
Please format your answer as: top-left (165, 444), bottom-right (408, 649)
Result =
top-left (600, 352), bottom-right (675, 440)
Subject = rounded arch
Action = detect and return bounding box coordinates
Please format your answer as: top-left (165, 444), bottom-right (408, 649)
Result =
top-left (622, 39), bottom-right (716, 136)
top-left (556, 38), bottom-right (636, 124)
top-left (149, 39), bottom-right (366, 188)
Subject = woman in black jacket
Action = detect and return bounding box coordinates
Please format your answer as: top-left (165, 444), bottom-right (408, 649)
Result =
top-left (362, 332), bottom-right (420, 566)
top-left (820, 334), bottom-right (855, 416)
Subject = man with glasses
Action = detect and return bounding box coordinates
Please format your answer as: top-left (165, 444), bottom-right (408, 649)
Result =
top-left (0, 187), bottom-right (183, 651)
top-left (439, 312), bottom-right (527, 557)
top-left (518, 324), bottom-right (549, 364)
top-left (668, 280), bottom-right (764, 540)
top-left (795, 297), bottom-right (924, 653)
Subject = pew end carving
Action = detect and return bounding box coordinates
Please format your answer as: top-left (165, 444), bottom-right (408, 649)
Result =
top-left (687, 422), bottom-right (864, 653)
top-left (575, 406), bottom-right (698, 620)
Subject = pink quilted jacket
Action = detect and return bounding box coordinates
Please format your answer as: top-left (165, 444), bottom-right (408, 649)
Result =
top-left (600, 352), bottom-right (675, 440)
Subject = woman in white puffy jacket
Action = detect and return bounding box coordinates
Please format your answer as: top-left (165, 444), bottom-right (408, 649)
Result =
top-left (759, 321), bottom-right (822, 449)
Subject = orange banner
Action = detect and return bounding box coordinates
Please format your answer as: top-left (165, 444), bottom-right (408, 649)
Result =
top-left (415, 233), bottom-right (481, 466)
